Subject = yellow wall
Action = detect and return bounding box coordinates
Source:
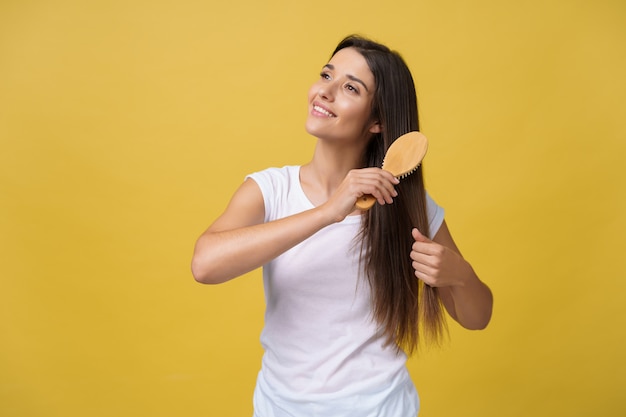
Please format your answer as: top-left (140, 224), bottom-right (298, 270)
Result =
top-left (1, 0), bottom-right (624, 416)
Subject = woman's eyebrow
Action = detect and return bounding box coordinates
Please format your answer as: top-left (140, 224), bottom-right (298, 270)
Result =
top-left (323, 64), bottom-right (370, 92)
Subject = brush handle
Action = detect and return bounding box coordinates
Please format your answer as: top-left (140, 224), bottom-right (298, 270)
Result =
top-left (353, 132), bottom-right (428, 211)
top-left (355, 194), bottom-right (376, 210)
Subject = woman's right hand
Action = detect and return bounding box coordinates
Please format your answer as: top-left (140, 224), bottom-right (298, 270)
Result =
top-left (321, 168), bottom-right (400, 222)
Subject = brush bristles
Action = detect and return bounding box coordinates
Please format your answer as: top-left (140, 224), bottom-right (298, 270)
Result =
top-left (395, 164), bottom-right (420, 179)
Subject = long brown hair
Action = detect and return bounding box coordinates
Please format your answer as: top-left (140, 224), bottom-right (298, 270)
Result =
top-left (332, 35), bottom-right (446, 354)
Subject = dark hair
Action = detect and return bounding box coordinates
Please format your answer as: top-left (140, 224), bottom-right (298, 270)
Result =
top-left (333, 35), bottom-right (446, 353)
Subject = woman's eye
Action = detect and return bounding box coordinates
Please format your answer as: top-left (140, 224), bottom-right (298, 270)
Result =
top-left (320, 72), bottom-right (331, 80)
top-left (345, 84), bottom-right (359, 94)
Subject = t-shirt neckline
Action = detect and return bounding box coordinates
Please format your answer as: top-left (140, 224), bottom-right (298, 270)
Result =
top-left (294, 165), bottom-right (362, 224)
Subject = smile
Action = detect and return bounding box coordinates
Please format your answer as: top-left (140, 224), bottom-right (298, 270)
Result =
top-left (312, 104), bottom-right (336, 118)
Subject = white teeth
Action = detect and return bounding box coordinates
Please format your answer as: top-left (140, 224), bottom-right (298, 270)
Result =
top-left (314, 105), bottom-right (334, 117)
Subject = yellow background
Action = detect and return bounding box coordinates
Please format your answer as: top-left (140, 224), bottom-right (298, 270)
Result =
top-left (1, 0), bottom-right (625, 416)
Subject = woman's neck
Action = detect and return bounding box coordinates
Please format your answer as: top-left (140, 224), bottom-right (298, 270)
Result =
top-left (300, 139), bottom-right (367, 204)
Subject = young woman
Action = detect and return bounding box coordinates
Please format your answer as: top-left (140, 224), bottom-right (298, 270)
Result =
top-left (192, 35), bottom-right (493, 417)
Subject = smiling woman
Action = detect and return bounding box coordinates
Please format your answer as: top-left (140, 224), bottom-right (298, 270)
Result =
top-left (191, 34), bottom-right (492, 417)
top-left (304, 48), bottom-right (380, 148)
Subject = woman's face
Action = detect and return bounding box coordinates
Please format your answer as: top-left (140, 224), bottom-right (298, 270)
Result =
top-left (305, 47), bottom-right (380, 145)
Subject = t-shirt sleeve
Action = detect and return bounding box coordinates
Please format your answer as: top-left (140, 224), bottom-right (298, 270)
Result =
top-left (425, 191), bottom-right (445, 239)
top-left (245, 167), bottom-right (292, 223)
top-left (245, 170), bottom-right (273, 223)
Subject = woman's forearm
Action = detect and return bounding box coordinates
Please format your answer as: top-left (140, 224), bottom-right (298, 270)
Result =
top-left (447, 263), bottom-right (493, 330)
top-left (191, 207), bottom-right (334, 284)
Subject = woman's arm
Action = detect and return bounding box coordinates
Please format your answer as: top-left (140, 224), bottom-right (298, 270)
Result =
top-left (191, 178), bottom-right (336, 284)
top-left (192, 168), bottom-right (401, 284)
top-left (410, 222), bottom-right (493, 330)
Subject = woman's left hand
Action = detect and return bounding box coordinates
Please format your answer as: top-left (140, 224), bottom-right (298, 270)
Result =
top-left (410, 227), bottom-right (471, 288)
top-left (412, 223), bottom-right (493, 330)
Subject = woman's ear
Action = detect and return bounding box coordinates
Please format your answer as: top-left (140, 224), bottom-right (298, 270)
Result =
top-left (368, 121), bottom-right (382, 134)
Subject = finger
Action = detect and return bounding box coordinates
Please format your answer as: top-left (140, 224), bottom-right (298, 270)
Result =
top-left (411, 235), bottom-right (433, 260)
top-left (411, 259), bottom-right (429, 275)
top-left (410, 249), bottom-right (430, 265)
top-left (361, 168), bottom-right (400, 187)
top-left (368, 170), bottom-right (399, 204)
top-left (381, 169), bottom-right (401, 185)
top-left (411, 241), bottom-right (443, 270)
top-left (360, 177), bottom-right (398, 205)
top-left (360, 167), bottom-right (400, 184)
top-left (412, 262), bottom-right (435, 285)
top-left (412, 227), bottom-right (431, 243)
top-left (379, 185), bottom-right (398, 205)
top-left (412, 228), bottom-right (445, 259)
top-left (410, 252), bottom-right (441, 278)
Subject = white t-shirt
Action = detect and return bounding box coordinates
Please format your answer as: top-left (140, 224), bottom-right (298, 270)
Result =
top-left (247, 166), bottom-right (445, 417)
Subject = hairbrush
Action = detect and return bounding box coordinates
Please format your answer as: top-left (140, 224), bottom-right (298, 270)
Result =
top-left (355, 131), bottom-right (429, 211)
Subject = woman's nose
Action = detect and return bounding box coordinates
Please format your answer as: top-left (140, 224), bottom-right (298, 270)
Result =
top-left (317, 81), bottom-right (336, 101)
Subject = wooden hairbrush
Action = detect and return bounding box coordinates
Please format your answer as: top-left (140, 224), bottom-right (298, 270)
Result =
top-left (355, 131), bottom-right (428, 211)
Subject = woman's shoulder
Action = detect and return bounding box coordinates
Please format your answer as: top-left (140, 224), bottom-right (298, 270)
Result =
top-left (246, 165), bottom-right (300, 184)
